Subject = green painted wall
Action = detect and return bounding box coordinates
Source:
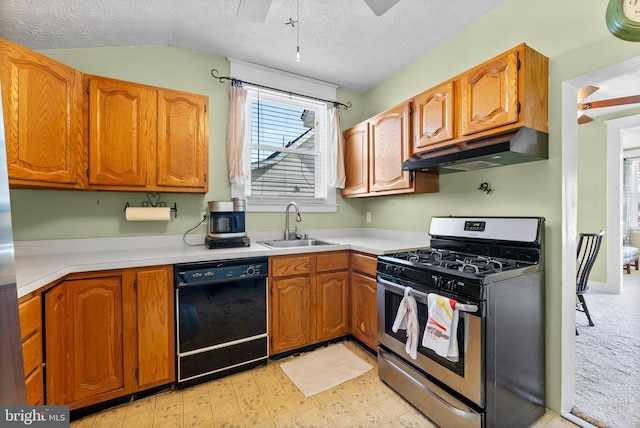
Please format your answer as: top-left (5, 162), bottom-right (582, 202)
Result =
top-left (5, 0), bottom-right (640, 414)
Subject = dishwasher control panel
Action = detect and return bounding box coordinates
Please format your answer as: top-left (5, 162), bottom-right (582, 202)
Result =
top-left (175, 258), bottom-right (268, 286)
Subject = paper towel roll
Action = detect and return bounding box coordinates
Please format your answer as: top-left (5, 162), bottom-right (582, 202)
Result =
top-left (125, 207), bottom-right (171, 221)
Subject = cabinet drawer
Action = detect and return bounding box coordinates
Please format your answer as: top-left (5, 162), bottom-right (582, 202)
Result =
top-left (350, 253), bottom-right (377, 277)
top-left (19, 295), bottom-right (41, 340)
top-left (317, 252), bottom-right (349, 272)
top-left (271, 255), bottom-right (312, 277)
top-left (22, 331), bottom-right (42, 377)
top-left (25, 366), bottom-right (43, 405)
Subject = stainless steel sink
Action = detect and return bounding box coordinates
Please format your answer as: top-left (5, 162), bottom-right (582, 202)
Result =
top-left (258, 238), bottom-right (337, 248)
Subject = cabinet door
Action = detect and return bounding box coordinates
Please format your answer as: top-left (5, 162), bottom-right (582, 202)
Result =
top-left (157, 90), bottom-right (208, 192)
top-left (19, 295), bottom-right (43, 405)
top-left (412, 81), bottom-right (455, 152)
top-left (369, 102), bottom-right (412, 193)
top-left (87, 76), bottom-right (156, 189)
top-left (316, 271), bottom-right (349, 341)
top-left (270, 277), bottom-right (314, 354)
top-left (461, 50), bottom-right (519, 136)
top-left (134, 266), bottom-right (174, 389)
top-left (343, 122), bottom-right (369, 197)
top-left (0, 38), bottom-right (83, 188)
top-left (350, 272), bottom-right (378, 351)
top-left (45, 275), bottom-right (125, 406)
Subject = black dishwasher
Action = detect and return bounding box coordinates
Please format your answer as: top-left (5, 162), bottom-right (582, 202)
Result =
top-left (174, 257), bottom-right (268, 387)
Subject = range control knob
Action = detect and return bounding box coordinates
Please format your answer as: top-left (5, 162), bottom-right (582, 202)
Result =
top-left (204, 271), bottom-right (214, 277)
top-left (431, 275), bottom-right (442, 288)
top-left (192, 272), bottom-right (203, 279)
top-left (446, 280), bottom-right (457, 291)
top-left (246, 266), bottom-right (255, 275)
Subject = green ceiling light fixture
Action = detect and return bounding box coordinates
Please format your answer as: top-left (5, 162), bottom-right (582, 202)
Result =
top-left (606, 0), bottom-right (640, 41)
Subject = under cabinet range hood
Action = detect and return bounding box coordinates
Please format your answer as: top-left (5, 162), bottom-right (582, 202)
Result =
top-left (402, 127), bottom-right (548, 174)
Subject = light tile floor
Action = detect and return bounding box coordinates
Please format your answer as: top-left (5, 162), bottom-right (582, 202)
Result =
top-left (71, 341), bottom-right (577, 428)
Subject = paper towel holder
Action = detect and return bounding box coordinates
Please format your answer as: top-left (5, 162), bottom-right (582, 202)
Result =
top-left (123, 193), bottom-right (178, 218)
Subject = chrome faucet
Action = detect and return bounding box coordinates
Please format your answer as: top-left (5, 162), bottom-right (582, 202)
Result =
top-left (284, 201), bottom-right (302, 240)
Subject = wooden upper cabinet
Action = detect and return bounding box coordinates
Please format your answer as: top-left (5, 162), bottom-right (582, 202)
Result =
top-left (460, 44), bottom-right (548, 137)
top-left (412, 81), bottom-right (455, 151)
top-left (0, 38), bottom-right (84, 189)
top-left (86, 76), bottom-right (209, 193)
top-left (87, 76), bottom-right (155, 189)
top-left (342, 122), bottom-right (369, 197)
top-left (461, 50), bottom-right (519, 136)
top-left (157, 90), bottom-right (208, 192)
top-left (342, 103), bottom-right (438, 198)
top-left (369, 102), bottom-right (412, 193)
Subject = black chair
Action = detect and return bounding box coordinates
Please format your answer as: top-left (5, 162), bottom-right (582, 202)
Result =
top-left (576, 230), bottom-right (604, 335)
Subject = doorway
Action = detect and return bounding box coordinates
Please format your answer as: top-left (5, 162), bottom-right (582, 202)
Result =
top-left (561, 57), bottom-right (640, 418)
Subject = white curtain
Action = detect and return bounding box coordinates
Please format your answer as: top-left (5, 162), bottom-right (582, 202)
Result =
top-left (227, 80), bottom-right (248, 184)
top-left (329, 105), bottom-right (346, 189)
top-left (623, 159), bottom-right (633, 245)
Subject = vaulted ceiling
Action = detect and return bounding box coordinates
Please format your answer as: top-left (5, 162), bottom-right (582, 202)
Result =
top-left (0, 0), bottom-right (507, 93)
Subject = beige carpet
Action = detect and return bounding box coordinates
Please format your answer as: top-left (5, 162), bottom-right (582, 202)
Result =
top-left (573, 273), bottom-right (640, 428)
top-left (279, 342), bottom-right (373, 397)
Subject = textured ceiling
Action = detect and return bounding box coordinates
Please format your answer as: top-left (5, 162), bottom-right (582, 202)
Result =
top-left (0, 0), bottom-right (507, 93)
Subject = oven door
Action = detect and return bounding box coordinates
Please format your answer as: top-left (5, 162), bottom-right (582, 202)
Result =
top-left (377, 275), bottom-right (484, 407)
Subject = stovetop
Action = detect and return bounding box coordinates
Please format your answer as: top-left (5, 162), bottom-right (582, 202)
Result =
top-left (385, 248), bottom-right (530, 276)
top-left (378, 246), bottom-right (542, 301)
top-left (377, 217), bottom-right (544, 300)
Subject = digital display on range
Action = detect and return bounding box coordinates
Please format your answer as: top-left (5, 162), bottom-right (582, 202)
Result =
top-left (464, 221), bottom-right (486, 232)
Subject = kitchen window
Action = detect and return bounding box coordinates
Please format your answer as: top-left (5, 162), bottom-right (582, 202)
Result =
top-left (626, 158), bottom-right (640, 228)
top-left (232, 86), bottom-right (336, 212)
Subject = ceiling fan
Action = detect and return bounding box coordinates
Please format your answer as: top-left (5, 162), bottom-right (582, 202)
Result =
top-left (577, 85), bottom-right (640, 124)
top-left (236, 0), bottom-right (401, 23)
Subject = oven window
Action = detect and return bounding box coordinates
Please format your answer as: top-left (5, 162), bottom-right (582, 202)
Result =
top-left (384, 290), bottom-right (466, 377)
top-left (177, 277), bottom-right (267, 353)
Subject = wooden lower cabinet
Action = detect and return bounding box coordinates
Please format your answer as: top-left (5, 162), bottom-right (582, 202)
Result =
top-left (134, 267), bottom-right (175, 389)
top-left (316, 271), bottom-right (349, 341)
top-left (43, 265), bottom-right (174, 409)
top-left (18, 294), bottom-right (44, 405)
top-left (269, 252), bottom-right (349, 355)
top-left (349, 252), bottom-right (378, 351)
top-left (270, 275), bottom-right (315, 353)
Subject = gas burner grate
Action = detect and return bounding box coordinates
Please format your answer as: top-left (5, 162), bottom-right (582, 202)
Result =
top-left (390, 248), bottom-right (520, 276)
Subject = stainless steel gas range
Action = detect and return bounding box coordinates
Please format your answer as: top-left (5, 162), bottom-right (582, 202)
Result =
top-left (377, 217), bottom-right (545, 428)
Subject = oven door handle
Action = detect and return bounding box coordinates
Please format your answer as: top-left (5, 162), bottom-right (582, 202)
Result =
top-left (454, 303), bottom-right (479, 313)
top-left (378, 276), bottom-right (479, 314)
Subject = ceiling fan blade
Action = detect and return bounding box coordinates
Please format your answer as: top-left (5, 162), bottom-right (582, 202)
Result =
top-left (577, 85), bottom-right (599, 103)
top-left (577, 113), bottom-right (594, 125)
top-left (236, 0), bottom-right (273, 23)
top-left (363, 0), bottom-right (401, 16)
top-left (578, 94), bottom-right (640, 111)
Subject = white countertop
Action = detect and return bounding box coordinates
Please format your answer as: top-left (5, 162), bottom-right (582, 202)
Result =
top-left (14, 228), bottom-right (429, 298)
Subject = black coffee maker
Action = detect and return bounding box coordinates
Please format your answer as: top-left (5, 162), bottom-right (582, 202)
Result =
top-left (205, 198), bottom-right (250, 249)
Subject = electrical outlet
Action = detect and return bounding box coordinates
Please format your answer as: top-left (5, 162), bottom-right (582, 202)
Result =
top-left (200, 211), bottom-right (208, 221)
top-left (366, 212), bottom-right (372, 223)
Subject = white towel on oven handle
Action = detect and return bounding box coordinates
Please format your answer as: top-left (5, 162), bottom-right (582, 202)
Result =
top-left (391, 286), bottom-right (419, 360)
top-left (422, 293), bottom-right (460, 362)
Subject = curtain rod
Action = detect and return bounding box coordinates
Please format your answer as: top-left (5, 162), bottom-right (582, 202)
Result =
top-left (210, 69), bottom-right (352, 110)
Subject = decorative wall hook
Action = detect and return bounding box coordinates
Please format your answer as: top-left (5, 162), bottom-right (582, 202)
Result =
top-left (478, 182), bottom-right (493, 194)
